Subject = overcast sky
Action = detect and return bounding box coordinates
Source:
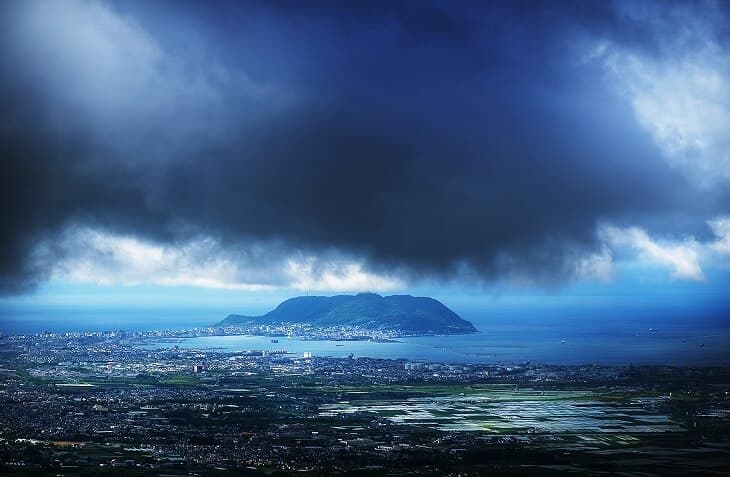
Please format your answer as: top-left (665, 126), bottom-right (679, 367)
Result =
top-left (1, 0), bottom-right (729, 315)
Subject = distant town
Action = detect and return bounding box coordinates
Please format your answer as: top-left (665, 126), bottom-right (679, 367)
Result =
top-left (4, 323), bottom-right (430, 343)
top-left (215, 323), bottom-right (406, 341)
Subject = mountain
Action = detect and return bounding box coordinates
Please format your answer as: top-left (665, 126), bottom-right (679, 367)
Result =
top-left (216, 293), bottom-right (477, 335)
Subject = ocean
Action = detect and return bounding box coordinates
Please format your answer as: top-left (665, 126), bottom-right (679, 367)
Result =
top-left (144, 329), bottom-right (729, 366)
top-left (2, 302), bottom-right (729, 365)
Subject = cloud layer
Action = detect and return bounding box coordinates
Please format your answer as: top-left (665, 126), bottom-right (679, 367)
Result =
top-left (591, 1), bottom-right (730, 184)
top-left (1, 0), bottom-right (729, 293)
top-left (579, 216), bottom-right (730, 283)
top-left (39, 227), bottom-right (402, 292)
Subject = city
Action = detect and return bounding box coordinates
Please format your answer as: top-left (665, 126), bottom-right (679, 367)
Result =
top-left (1, 330), bottom-right (729, 475)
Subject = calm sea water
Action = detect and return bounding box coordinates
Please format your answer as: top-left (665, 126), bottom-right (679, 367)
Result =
top-left (3, 303), bottom-right (729, 365)
top-left (145, 325), bottom-right (729, 366)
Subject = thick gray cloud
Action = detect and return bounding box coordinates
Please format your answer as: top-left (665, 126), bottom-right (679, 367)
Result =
top-left (1, 0), bottom-right (728, 293)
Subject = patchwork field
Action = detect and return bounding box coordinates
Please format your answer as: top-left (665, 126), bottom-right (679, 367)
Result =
top-left (319, 387), bottom-right (683, 433)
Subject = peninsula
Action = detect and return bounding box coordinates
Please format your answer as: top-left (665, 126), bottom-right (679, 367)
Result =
top-left (216, 293), bottom-right (477, 337)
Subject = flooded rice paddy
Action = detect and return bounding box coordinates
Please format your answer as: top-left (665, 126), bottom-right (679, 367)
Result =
top-left (319, 388), bottom-right (683, 433)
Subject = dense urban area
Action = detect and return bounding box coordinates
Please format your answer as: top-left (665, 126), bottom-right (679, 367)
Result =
top-left (1, 329), bottom-right (729, 476)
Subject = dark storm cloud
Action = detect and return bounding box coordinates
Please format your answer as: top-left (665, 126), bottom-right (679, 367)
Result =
top-left (0, 0), bottom-right (727, 292)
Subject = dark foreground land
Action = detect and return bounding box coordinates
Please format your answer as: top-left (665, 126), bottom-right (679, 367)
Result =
top-left (0, 332), bottom-right (729, 476)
